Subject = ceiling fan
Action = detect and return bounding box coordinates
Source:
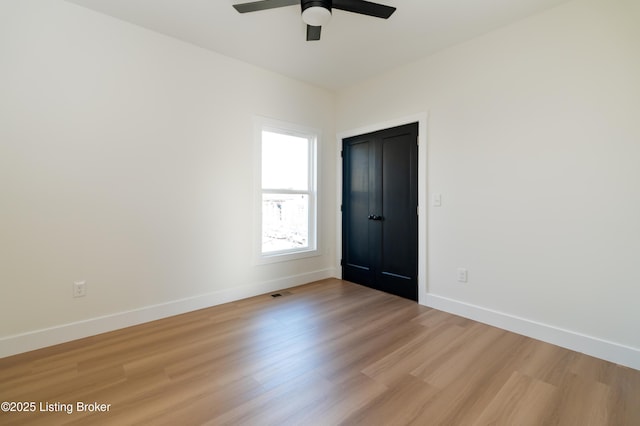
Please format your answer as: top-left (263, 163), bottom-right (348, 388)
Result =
top-left (232, 0), bottom-right (396, 41)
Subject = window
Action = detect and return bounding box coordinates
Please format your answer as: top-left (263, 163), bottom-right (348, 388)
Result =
top-left (256, 118), bottom-right (318, 262)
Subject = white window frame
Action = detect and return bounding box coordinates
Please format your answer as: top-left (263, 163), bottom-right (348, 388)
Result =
top-left (253, 116), bottom-right (319, 264)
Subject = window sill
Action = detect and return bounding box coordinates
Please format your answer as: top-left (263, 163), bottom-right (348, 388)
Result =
top-left (254, 248), bottom-right (321, 265)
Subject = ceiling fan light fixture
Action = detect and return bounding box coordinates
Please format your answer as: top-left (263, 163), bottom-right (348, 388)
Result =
top-left (302, 7), bottom-right (331, 26)
top-left (301, 1), bottom-right (332, 27)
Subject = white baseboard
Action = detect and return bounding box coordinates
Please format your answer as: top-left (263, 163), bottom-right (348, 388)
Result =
top-left (0, 268), bottom-right (337, 359)
top-left (423, 293), bottom-right (640, 371)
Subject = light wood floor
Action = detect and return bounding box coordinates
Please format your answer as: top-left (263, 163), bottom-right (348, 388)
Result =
top-left (1, 279), bottom-right (638, 425)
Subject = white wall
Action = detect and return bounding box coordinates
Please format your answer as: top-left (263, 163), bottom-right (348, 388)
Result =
top-left (337, 0), bottom-right (640, 367)
top-left (0, 0), bottom-right (336, 355)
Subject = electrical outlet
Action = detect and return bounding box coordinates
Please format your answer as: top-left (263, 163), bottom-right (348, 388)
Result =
top-left (73, 281), bottom-right (87, 298)
top-left (457, 268), bottom-right (468, 283)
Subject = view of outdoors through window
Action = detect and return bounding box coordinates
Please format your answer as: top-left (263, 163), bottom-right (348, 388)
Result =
top-left (261, 130), bottom-right (312, 254)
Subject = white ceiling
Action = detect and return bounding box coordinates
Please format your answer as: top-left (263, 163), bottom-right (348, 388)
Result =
top-left (65, 0), bottom-right (571, 91)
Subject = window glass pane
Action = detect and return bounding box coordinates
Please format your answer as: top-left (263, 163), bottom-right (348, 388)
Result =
top-left (262, 131), bottom-right (308, 190)
top-left (262, 193), bottom-right (309, 253)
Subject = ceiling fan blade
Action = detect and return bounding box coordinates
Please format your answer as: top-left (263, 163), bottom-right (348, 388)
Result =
top-left (332, 0), bottom-right (396, 19)
top-left (306, 25), bottom-right (322, 41)
top-left (233, 0), bottom-right (299, 14)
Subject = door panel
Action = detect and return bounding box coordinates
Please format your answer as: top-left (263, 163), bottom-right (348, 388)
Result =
top-left (380, 134), bottom-right (417, 286)
top-left (343, 140), bottom-right (374, 285)
top-left (342, 123), bottom-right (418, 301)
